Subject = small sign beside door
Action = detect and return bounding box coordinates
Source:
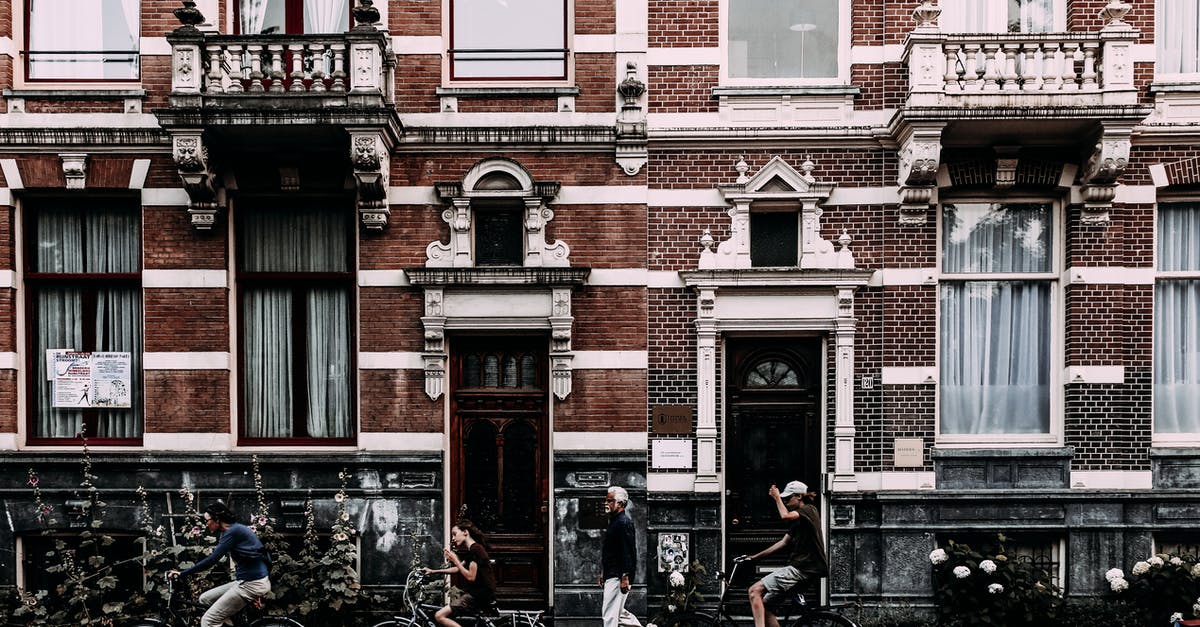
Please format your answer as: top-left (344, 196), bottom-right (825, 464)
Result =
top-left (652, 405), bottom-right (694, 434)
top-left (651, 439), bottom-right (693, 469)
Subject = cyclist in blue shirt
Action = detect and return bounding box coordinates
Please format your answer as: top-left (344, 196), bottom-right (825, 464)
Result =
top-left (168, 502), bottom-right (272, 627)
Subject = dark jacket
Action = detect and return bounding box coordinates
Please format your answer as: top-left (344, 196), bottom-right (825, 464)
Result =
top-left (602, 509), bottom-right (637, 582)
top-left (181, 522), bottom-right (270, 581)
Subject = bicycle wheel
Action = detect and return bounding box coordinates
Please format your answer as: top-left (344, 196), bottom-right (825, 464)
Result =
top-left (124, 620), bottom-right (167, 627)
top-left (789, 610), bottom-right (858, 627)
top-left (657, 612), bottom-right (722, 627)
top-left (249, 617), bottom-right (305, 627)
top-left (370, 618), bottom-right (417, 627)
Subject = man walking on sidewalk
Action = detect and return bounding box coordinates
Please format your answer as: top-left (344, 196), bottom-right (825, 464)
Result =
top-left (599, 485), bottom-right (641, 627)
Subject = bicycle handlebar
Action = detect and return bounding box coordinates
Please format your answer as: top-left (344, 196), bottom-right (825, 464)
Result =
top-left (733, 554), bottom-right (754, 564)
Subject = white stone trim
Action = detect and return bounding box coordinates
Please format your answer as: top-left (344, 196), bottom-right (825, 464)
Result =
top-left (647, 47), bottom-right (721, 66)
top-left (0, 270), bottom-right (15, 289)
top-left (0, 352), bottom-right (19, 369)
top-left (588, 269), bottom-right (683, 287)
top-left (1062, 266), bottom-right (1155, 285)
top-left (0, 37), bottom-right (13, 57)
top-left (1113, 184), bottom-right (1157, 204)
top-left (1, 114), bottom-right (163, 128)
top-left (647, 186), bottom-right (899, 207)
top-left (0, 189), bottom-right (11, 206)
top-left (881, 366), bottom-right (936, 385)
top-left (1, 160), bottom-right (23, 189)
top-left (879, 267), bottom-right (936, 286)
top-left (358, 432), bottom-right (444, 451)
top-left (647, 472), bottom-right (701, 492)
top-left (1150, 163), bottom-right (1170, 188)
top-left (1132, 43), bottom-right (1157, 63)
top-left (359, 352), bottom-right (425, 369)
top-left (129, 159), bottom-right (151, 189)
top-left (1063, 365), bottom-right (1125, 384)
top-left (359, 270), bottom-right (412, 287)
top-left (400, 112), bottom-right (619, 127)
top-left (848, 44), bottom-right (905, 65)
top-left (143, 269), bottom-right (227, 288)
top-left (141, 188), bottom-right (190, 206)
top-left (143, 432), bottom-right (233, 450)
top-left (1069, 470), bottom-right (1152, 490)
top-left (388, 187), bottom-right (438, 205)
top-left (393, 36), bottom-right (444, 55)
top-left (143, 352), bottom-right (229, 370)
top-left (555, 431), bottom-right (647, 450)
top-left (575, 34), bottom-right (616, 53)
top-left (0, 433), bottom-right (18, 451)
top-left (1153, 433), bottom-right (1200, 447)
top-left (853, 471), bottom-right (936, 491)
top-left (574, 351), bottom-right (647, 369)
top-left (139, 36), bottom-right (171, 56)
top-left (616, 0), bottom-right (648, 50)
top-left (648, 271), bottom-right (686, 288)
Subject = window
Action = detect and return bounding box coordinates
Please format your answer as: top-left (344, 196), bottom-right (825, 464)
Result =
top-left (26, 200), bottom-right (142, 442)
top-left (474, 201), bottom-right (524, 266)
top-left (728, 0), bottom-right (841, 80)
top-left (238, 0), bottom-right (349, 34)
top-left (1156, 0), bottom-right (1200, 76)
top-left (1157, 534), bottom-right (1200, 560)
top-left (940, 0), bottom-right (1060, 33)
top-left (938, 533), bottom-right (1063, 588)
top-left (237, 204), bottom-right (354, 442)
top-left (1155, 203), bottom-right (1200, 435)
top-left (750, 208), bottom-right (799, 267)
top-left (939, 202), bottom-right (1055, 437)
top-left (450, 0), bottom-right (568, 80)
top-left (26, 0), bottom-right (138, 80)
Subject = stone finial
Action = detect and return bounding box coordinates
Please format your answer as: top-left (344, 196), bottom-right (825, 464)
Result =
top-left (1099, 1), bottom-right (1132, 28)
top-left (699, 229), bottom-right (715, 252)
top-left (912, 0), bottom-right (941, 30)
top-left (617, 61), bottom-right (646, 104)
top-left (735, 157), bottom-right (750, 184)
top-left (173, 0), bottom-right (206, 29)
top-left (353, 0), bottom-right (380, 30)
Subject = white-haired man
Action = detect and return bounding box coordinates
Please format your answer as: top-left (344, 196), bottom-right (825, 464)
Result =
top-left (599, 485), bottom-right (641, 627)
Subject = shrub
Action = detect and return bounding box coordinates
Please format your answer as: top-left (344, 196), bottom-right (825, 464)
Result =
top-left (845, 603), bottom-right (936, 627)
top-left (1104, 553), bottom-right (1200, 625)
top-left (930, 534), bottom-right (1061, 626)
top-left (647, 560), bottom-right (706, 627)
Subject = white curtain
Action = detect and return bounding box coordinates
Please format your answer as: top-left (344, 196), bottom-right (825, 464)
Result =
top-left (941, 0), bottom-right (990, 31)
top-left (241, 0), bottom-right (272, 34)
top-left (1158, 0), bottom-right (1200, 74)
top-left (1155, 205), bottom-right (1200, 432)
top-left (1010, 0), bottom-right (1053, 33)
top-left (940, 203), bottom-right (1052, 434)
top-left (941, 0), bottom-right (1053, 32)
top-left (304, 0), bottom-right (348, 33)
top-left (34, 207), bottom-right (141, 439)
top-left (28, 0), bottom-right (136, 79)
top-left (240, 206), bottom-right (350, 439)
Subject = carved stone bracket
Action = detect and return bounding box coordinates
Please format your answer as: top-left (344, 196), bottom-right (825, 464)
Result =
top-left (615, 61), bottom-right (648, 176)
top-left (896, 122), bottom-right (945, 226)
top-left (421, 287), bottom-right (446, 400)
top-left (428, 158), bottom-right (569, 268)
top-left (350, 132), bottom-right (391, 231)
top-left (60, 153), bottom-right (86, 190)
top-left (705, 156), bottom-right (852, 269)
top-left (1080, 123), bottom-right (1134, 225)
top-left (550, 286), bottom-right (574, 400)
top-left (994, 146), bottom-right (1019, 190)
top-left (172, 133), bottom-right (221, 230)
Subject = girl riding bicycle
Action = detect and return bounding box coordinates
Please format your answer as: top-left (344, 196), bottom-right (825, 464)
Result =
top-left (423, 520), bottom-right (497, 627)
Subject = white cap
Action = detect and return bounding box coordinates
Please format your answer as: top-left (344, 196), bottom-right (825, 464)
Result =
top-left (779, 480), bottom-right (808, 499)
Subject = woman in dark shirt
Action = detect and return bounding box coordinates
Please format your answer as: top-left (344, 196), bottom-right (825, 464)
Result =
top-left (425, 520), bottom-right (497, 627)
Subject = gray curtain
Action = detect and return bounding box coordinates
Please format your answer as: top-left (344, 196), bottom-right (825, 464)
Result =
top-left (1155, 204), bottom-right (1200, 433)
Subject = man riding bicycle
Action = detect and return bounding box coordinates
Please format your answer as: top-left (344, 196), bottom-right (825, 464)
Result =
top-left (744, 480), bottom-right (828, 627)
top-left (167, 502), bottom-right (272, 627)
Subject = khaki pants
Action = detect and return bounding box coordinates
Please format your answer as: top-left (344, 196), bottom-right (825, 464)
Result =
top-left (198, 577), bottom-right (271, 627)
top-left (602, 578), bottom-right (642, 627)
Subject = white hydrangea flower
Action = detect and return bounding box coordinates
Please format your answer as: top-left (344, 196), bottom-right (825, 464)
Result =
top-left (980, 560), bottom-right (997, 574)
top-left (1193, 603), bottom-right (1200, 617)
top-left (1171, 557), bottom-right (1184, 566)
top-left (1110, 577), bottom-right (1129, 593)
top-left (1133, 561), bottom-right (1151, 576)
top-left (668, 571), bottom-right (686, 589)
top-left (1171, 612), bottom-right (1183, 623)
top-left (953, 566), bottom-right (971, 579)
top-left (929, 548), bottom-right (948, 565)
top-left (667, 605), bottom-right (676, 613)
top-left (1149, 556), bottom-right (1165, 567)
top-left (987, 583), bottom-right (1004, 594)
top-left (1105, 568), bottom-right (1124, 582)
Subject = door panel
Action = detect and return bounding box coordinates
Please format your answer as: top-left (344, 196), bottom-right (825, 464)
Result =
top-left (451, 337), bottom-right (549, 608)
top-left (725, 338), bottom-right (823, 596)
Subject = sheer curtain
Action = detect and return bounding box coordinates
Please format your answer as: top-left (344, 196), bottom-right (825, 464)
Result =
top-left (241, 0), bottom-right (272, 34)
top-left (241, 206), bottom-right (350, 439)
top-left (1010, 0), bottom-right (1053, 33)
top-left (940, 203), bottom-right (1052, 434)
top-left (34, 206), bottom-right (142, 439)
top-left (28, 0), bottom-right (136, 79)
top-left (1157, 0), bottom-right (1200, 74)
top-left (304, 0), bottom-right (348, 33)
top-left (1155, 205), bottom-right (1200, 433)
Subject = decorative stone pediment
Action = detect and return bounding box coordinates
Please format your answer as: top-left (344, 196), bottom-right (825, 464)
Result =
top-left (427, 158), bottom-right (570, 268)
top-left (701, 156), bottom-right (854, 270)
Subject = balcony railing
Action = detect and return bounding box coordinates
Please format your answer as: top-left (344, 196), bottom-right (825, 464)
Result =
top-left (904, 1), bottom-right (1140, 108)
top-left (168, 31), bottom-right (394, 105)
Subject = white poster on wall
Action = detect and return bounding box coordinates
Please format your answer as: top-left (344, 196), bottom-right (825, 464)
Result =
top-left (651, 439), bottom-right (693, 469)
top-left (51, 351), bottom-right (132, 409)
top-left (91, 352), bottom-right (132, 408)
top-left (52, 352), bottom-right (93, 408)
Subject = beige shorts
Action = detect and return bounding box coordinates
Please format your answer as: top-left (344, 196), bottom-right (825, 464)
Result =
top-left (759, 565), bottom-right (809, 605)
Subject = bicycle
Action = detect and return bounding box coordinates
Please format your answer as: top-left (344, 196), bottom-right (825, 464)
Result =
top-left (371, 567), bottom-right (547, 627)
top-left (125, 577), bottom-right (305, 627)
top-left (655, 556), bottom-right (858, 627)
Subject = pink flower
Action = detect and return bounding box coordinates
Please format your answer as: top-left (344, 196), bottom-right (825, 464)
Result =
top-left (27, 475), bottom-right (39, 487)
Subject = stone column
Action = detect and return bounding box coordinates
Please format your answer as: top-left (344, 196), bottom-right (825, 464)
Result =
top-left (832, 286), bottom-right (858, 492)
top-left (694, 288), bottom-right (719, 492)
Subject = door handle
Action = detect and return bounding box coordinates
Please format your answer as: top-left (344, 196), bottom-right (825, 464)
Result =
top-left (731, 518), bottom-right (739, 526)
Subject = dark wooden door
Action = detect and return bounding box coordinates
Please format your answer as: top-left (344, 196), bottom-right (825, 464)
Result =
top-left (725, 338), bottom-right (823, 592)
top-left (451, 336), bottom-right (549, 607)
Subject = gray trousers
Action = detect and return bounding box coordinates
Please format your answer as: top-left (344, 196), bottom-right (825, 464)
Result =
top-left (198, 577), bottom-right (271, 627)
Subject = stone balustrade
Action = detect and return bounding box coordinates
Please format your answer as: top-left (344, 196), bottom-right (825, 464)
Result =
top-left (941, 34), bottom-right (1103, 93)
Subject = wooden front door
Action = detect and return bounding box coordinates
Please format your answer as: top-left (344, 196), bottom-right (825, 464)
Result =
top-left (724, 338), bottom-right (823, 590)
top-left (450, 336), bottom-right (549, 607)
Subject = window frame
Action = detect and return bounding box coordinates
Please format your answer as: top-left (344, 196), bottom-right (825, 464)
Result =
top-left (22, 195), bottom-right (144, 447)
top-left (1154, 0), bottom-right (1200, 83)
top-left (938, 0), bottom-right (1066, 33)
top-left (234, 197), bottom-right (358, 446)
top-left (233, 0), bottom-right (354, 35)
top-left (22, 0), bottom-right (141, 83)
top-left (1152, 200), bottom-right (1200, 446)
top-left (719, 0), bottom-right (851, 87)
top-left (935, 196), bottom-right (1063, 447)
top-left (445, 0), bottom-right (573, 84)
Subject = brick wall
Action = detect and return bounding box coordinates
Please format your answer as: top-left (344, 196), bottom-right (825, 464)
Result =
top-left (1065, 369), bottom-right (1152, 471)
top-left (143, 288), bottom-right (229, 352)
top-left (391, 0), bottom-right (441, 35)
top-left (143, 206), bottom-right (228, 270)
top-left (358, 287), bottom-right (424, 352)
top-left (650, 149), bottom-right (894, 189)
top-left (0, 371), bottom-right (14, 432)
top-left (144, 370), bottom-right (230, 432)
top-left (549, 203), bottom-right (646, 269)
top-left (572, 287), bottom-right (647, 351)
top-left (391, 153), bottom-right (628, 186)
top-left (574, 53), bottom-right (617, 113)
top-left (647, 64), bottom-right (717, 113)
top-left (395, 55), bottom-right (442, 113)
top-left (648, 0), bottom-right (718, 47)
top-left (360, 369), bottom-right (440, 432)
top-left (554, 369), bottom-right (647, 431)
top-left (881, 285), bottom-right (936, 366)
